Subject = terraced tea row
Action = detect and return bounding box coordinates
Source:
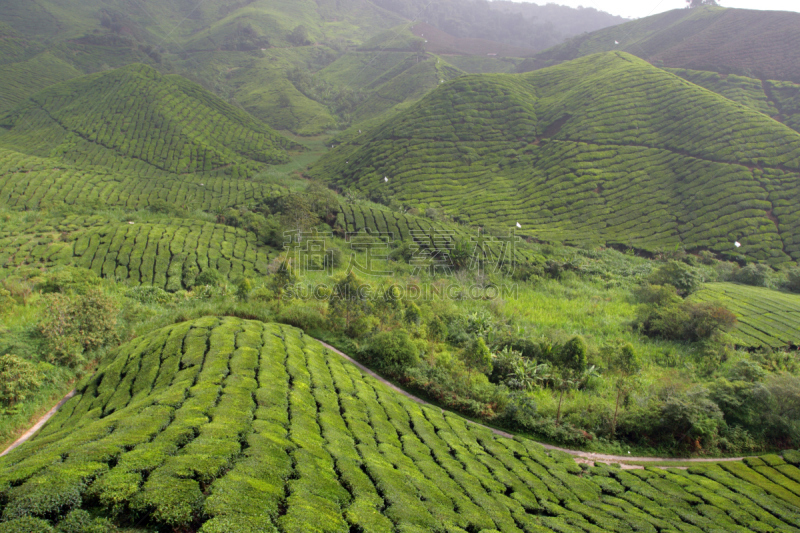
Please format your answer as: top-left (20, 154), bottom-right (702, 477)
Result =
top-left (0, 147), bottom-right (283, 211)
top-left (3, 317), bottom-right (800, 532)
top-left (0, 63), bottom-right (298, 177)
top-left (690, 282), bottom-right (800, 348)
top-left (0, 216), bottom-right (277, 290)
top-left (310, 53), bottom-right (800, 266)
top-left (664, 69), bottom-right (800, 136)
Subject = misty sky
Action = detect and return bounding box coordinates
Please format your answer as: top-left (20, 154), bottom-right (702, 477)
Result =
top-left (508, 1), bottom-right (800, 19)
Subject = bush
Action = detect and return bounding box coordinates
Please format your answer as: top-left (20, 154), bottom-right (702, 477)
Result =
top-left (637, 301), bottom-right (736, 342)
top-left (36, 267), bottom-right (99, 295)
top-left (0, 517), bottom-right (56, 533)
top-left (39, 289), bottom-right (120, 366)
top-left (57, 509), bottom-right (116, 533)
top-left (734, 263), bottom-right (772, 287)
top-left (276, 301), bottom-right (327, 331)
top-left (633, 283), bottom-right (680, 306)
top-left (648, 261), bottom-right (702, 295)
top-left (0, 354), bottom-right (42, 408)
top-left (194, 268), bottom-right (225, 287)
top-left (125, 286), bottom-right (172, 305)
top-left (362, 329), bottom-right (419, 371)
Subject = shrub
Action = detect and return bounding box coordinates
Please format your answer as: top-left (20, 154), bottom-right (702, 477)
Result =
top-left (276, 302), bottom-right (327, 331)
top-left (0, 354), bottom-right (42, 409)
top-left (36, 268), bottom-right (99, 295)
top-left (648, 261), bottom-right (702, 295)
top-left (463, 337), bottom-right (493, 376)
top-left (637, 301), bottom-right (736, 342)
top-left (195, 268), bottom-right (225, 287)
top-left (633, 284), bottom-right (680, 306)
top-left (57, 509), bottom-right (116, 533)
top-left (734, 263), bottom-right (772, 287)
top-left (39, 289), bottom-right (120, 366)
top-left (362, 329), bottom-right (419, 371)
top-left (125, 286), bottom-right (172, 305)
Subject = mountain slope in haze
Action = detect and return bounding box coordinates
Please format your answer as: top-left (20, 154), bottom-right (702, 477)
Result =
top-left (0, 63), bottom-right (299, 177)
top-left (524, 6), bottom-right (800, 83)
top-left (3, 317), bottom-right (800, 532)
top-left (309, 52), bottom-right (800, 266)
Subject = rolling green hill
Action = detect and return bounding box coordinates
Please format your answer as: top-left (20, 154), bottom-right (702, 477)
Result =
top-left (523, 7), bottom-right (800, 83)
top-left (309, 52), bottom-right (800, 266)
top-left (3, 316), bottom-right (800, 532)
top-left (0, 63), bottom-right (298, 176)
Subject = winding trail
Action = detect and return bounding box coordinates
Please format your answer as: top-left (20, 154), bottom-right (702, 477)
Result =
top-left (1, 390), bottom-right (76, 457)
top-left (2, 340), bottom-right (752, 467)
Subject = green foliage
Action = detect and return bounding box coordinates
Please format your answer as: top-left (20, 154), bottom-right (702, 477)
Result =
top-left (0, 517), bottom-right (55, 533)
top-left (0, 354), bottom-right (42, 409)
top-left (56, 509), bottom-right (116, 533)
top-left (362, 328), bottom-right (419, 371)
top-left (464, 337), bottom-right (493, 376)
top-left (38, 289), bottom-right (119, 366)
top-left (637, 300), bottom-right (737, 342)
top-left (195, 268), bottom-right (225, 288)
top-left (734, 263), bottom-right (773, 287)
top-left (558, 336), bottom-right (588, 374)
top-left (648, 261), bottom-right (702, 296)
top-left (788, 268), bottom-right (800, 293)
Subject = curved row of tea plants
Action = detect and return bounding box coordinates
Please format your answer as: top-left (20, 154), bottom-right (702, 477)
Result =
top-left (0, 215), bottom-right (277, 291)
top-left (0, 147), bottom-right (284, 211)
top-left (0, 63), bottom-right (299, 177)
top-left (310, 53), bottom-right (800, 266)
top-left (2, 317), bottom-right (800, 532)
top-left (0, 52), bottom-right (81, 114)
top-left (690, 282), bottom-right (800, 348)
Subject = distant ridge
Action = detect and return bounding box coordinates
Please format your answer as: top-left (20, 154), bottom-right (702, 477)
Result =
top-left (524, 7), bottom-right (800, 82)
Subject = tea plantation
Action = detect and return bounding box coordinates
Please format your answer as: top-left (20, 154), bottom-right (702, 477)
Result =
top-left (690, 282), bottom-right (800, 348)
top-left (310, 52), bottom-right (800, 266)
top-left (0, 145), bottom-right (286, 211)
top-left (3, 317), bottom-right (800, 532)
top-left (0, 63), bottom-right (299, 177)
top-left (0, 215), bottom-right (278, 291)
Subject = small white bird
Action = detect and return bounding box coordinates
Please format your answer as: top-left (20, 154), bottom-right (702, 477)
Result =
top-left (384, 177), bottom-right (389, 183)
top-left (200, 183), bottom-right (204, 186)
top-left (615, 40), bottom-right (619, 45)
top-left (516, 222), bottom-right (522, 229)
top-left (359, 130), bottom-right (362, 134)
top-left (128, 221), bottom-right (135, 225)
top-left (735, 241), bottom-right (742, 248)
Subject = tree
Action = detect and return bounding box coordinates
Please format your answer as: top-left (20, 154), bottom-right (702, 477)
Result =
top-left (609, 343), bottom-right (641, 437)
top-left (0, 354), bottom-right (42, 408)
top-left (329, 272), bottom-right (372, 337)
top-left (464, 337), bottom-right (493, 377)
top-left (648, 261), bottom-right (702, 296)
top-left (363, 329), bottom-right (419, 371)
top-left (552, 336), bottom-right (590, 426)
top-left (687, 0), bottom-right (719, 6)
top-left (288, 25), bottom-right (311, 45)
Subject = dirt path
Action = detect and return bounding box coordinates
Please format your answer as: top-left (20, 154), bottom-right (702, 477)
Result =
top-left (1, 390), bottom-right (76, 458)
top-left (318, 340), bottom-right (752, 468)
top-left (2, 342), bottom-right (753, 467)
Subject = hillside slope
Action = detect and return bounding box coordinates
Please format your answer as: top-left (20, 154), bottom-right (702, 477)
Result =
top-left (524, 7), bottom-right (800, 83)
top-left (0, 63), bottom-right (298, 177)
top-left (309, 52), bottom-right (800, 266)
top-left (3, 317), bottom-right (800, 532)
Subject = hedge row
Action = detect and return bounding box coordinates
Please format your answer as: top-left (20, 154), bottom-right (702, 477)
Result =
top-left (1, 317), bottom-right (800, 532)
